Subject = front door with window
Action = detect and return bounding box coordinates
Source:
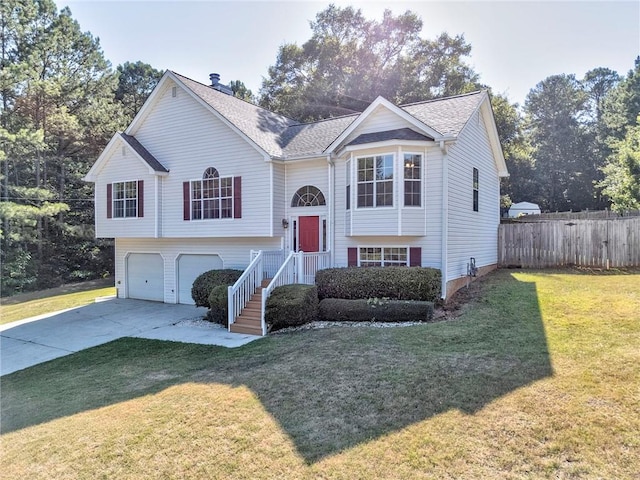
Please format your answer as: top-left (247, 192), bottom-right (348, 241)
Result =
top-left (298, 216), bottom-right (319, 252)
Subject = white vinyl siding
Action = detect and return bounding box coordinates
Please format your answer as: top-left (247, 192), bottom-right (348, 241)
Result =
top-left (446, 110), bottom-right (500, 281)
top-left (272, 162), bottom-right (286, 236)
top-left (115, 237), bottom-right (282, 303)
top-left (94, 141), bottom-right (156, 238)
top-left (333, 145), bottom-right (443, 269)
top-left (341, 105), bottom-right (417, 145)
top-left (130, 79), bottom-right (272, 238)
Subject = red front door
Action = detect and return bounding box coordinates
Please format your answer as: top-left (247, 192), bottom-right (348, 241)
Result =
top-left (298, 216), bottom-right (319, 252)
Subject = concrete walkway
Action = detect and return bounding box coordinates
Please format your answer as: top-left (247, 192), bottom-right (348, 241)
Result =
top-left (0, 298), bottom-right (261, 376)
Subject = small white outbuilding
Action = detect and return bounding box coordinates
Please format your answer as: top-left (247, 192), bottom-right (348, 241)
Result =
top-left (509, 201), bottom-right (541, 217)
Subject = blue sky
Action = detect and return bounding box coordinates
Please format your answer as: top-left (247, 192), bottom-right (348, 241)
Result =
top-left (56, 1), bottom-right (639, 106)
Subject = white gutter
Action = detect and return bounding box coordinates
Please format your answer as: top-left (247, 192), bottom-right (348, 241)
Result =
top-left (440, 140), bottom-right (449, 300)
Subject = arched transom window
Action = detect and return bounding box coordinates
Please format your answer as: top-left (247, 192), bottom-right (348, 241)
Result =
top-left (291, 185), bottom-right (326, 207)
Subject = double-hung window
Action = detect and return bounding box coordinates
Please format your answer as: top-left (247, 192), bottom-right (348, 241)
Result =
top-left (404, 153), bottom-right (422, 207)
top-left (191, 167), bottom-right (233, 220)
top-left (473, 167), bottom-right (479, 212)
top-left (359, 247), bottom-right (408, 267)
top-left (357, 154), bottom-right (393, 208)
top-left (113, 181), bottom-right (138, 218)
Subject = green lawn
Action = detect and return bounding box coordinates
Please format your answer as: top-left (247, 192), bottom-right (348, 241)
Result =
top-left (1, 270), bottom-right (638, 479)
top-left (0, 279), bottom-right (115, 325)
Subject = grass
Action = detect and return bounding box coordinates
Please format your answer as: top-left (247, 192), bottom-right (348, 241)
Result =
top-left (1, 269), bottom-right (639, 479)
top-left (0, 279), bottom-right (115, 325)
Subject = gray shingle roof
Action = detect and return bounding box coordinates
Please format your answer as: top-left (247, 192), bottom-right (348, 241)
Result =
top-left (280, 115), bottom-right (358, 157)
top-left (120, 133), bottom-right (169, 172)
top-left (172, 72), bottom-right (484, 159)
top-left (172, 72), bottom-right (295, 157)
top-left (346, 127), bottom-right (433, 146)
top-left (401, 91), bottom-right (484, 137)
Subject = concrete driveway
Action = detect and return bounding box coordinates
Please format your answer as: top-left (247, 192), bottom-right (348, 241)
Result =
top-left (0, 298), bottom-right (261, 376)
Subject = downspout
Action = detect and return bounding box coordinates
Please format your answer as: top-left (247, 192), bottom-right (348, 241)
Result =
top-left (154, 175), bottom-right (159, 238)
top-left (440, 140), bottom-right (449, 301)
top-left (268, 157), bottom-right (274, 238)
top-left (327, 154), bottom-right (334, 266)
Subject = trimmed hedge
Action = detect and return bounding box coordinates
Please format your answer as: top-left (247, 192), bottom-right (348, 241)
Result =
top-left (265, 284), bottom-right (318, 332)
top-left (319, 298), bottom-right (434, 323)
top-left (208, 284), bottom-right (229, 326)
top-left (315, 267), bottom-right (441, 302)
top-left (191, 269), bottom-right (243, 307)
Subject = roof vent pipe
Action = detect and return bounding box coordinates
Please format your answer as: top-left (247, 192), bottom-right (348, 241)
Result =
top-left (210, 73), bottom-right (220, 87)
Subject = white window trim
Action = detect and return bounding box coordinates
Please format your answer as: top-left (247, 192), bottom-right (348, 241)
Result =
top-left (355, 152), bottom-right (395, 210)
top-left (473, 167), bottom-right (479, 212)
top-left (403, 152), bottom-right (423, 208)
top-left (357, 246), bottom-right (409, 267)
top-left (189, 170), bottom-right (234, 221)
top-left (112, 179), bottom-right (139, 219)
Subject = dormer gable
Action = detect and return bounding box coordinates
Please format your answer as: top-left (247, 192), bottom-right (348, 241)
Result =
top-left (83, 132), bottom-right (168, 182)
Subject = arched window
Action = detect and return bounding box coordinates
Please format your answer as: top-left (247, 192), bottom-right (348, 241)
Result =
top-left (190, 167), bottom-right (233, 219)
top-left (291, 185), bottom-right (326, 207)
top-left (203, 167), bottom-right (219, 179)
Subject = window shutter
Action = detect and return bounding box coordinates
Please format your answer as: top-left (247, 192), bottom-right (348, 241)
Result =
top-left (409, 247), bottom-right (422, 267)
top-left (106, 183), bottom-right (112, 219)
top-left (183, 181), bottom-right (190, 220)
top-left (347, 248), bottom-right (358, 267)
top-left (137, 180), bottom-right (144, 217)
top-left (233, 176), bottom-right (242, 218)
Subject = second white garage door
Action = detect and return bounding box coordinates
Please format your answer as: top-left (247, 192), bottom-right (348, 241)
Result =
top-left (127, 253), bottom-right (165, 302)
top-left (177, 254), bottom-right (224, 304)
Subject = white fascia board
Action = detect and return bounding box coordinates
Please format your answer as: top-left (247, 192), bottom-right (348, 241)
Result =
top-left (480, 96), bottom-right (509, 177)
top-left (324, 96), bottom-right (445, 153)
top-left (83, 133), bottom-right (169, 182)
top-left (83, 132), bottom-right (122, 182)
top-left (342, 139), bottom-right (437, 154)
top-left (123, 71), bottom-right (173, 136)
top-left (163, 71), bottom-right (272, 159)
top-left (458, 91), bottom-right (508, 177)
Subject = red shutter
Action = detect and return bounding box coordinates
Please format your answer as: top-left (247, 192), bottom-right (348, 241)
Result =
top-left (409, 247), bottom-right (422, 267)
top-left (183, 181), bottom-right (190, 220)
top-left (137, 180), bottom-right (144, 217)
top-left (347, 247), bottom-right (358, 267)
top-left (106, 183), bottom-right (112, 219)
top-left (233, 176), bottom-right (242, 219)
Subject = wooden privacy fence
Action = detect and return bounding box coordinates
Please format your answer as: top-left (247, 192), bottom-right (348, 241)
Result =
top-left (499, 217), bottom-right (640, 268)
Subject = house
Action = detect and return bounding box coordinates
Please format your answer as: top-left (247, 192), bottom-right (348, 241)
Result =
top-left (508, 201), bottom-right (541, 217)
top-left (84, 71), bottom-right (508, 334)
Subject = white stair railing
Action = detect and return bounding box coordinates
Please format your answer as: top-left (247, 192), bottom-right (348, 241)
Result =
top-left (260, 251), bottom-right (297, 335)
top-left (232, 250), bottom-right (331, 335)
top-left (228, 251), bottom-right (264, 329)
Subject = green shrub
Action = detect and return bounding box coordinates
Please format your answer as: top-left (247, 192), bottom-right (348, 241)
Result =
top-left (318, 298), bottom-right (434, 322)
top-left (191, 269), bottom-right (243, 307)
top-left (208, 284), bottom-right (229, 326)
top-left (265, 284), bottom-right (318, 332)
top-left (315, 267), bottom-right (441, 302)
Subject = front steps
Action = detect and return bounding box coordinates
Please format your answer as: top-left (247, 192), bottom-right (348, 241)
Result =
top-left (229, 279), bottom-right (270, 336)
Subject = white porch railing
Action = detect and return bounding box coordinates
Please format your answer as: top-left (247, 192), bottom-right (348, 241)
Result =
top-left (228, 251), bottom-right (264, 329)
top-left (298, 251), bottom-right (331, 284)
top-left (231, 250), bottom-right (331, 335)
top-left (250, 249), bottom-right (286, 280)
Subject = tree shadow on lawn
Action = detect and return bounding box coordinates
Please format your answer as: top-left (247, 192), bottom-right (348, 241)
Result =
top-left (1, 271), bottom-right (552, 463)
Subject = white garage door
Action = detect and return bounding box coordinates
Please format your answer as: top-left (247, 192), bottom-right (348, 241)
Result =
top-left (177, 254), bottom-right (224, 304)
top-left (127, 253), bottom-right (164, 302)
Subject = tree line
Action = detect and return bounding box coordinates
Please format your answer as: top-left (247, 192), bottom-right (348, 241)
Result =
top-left (1, 2), bottom-right (638, 295)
